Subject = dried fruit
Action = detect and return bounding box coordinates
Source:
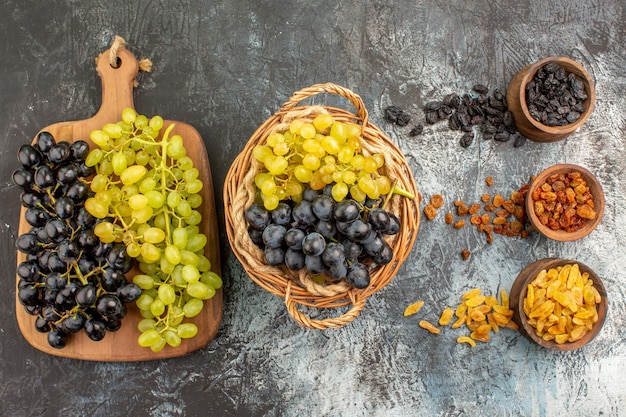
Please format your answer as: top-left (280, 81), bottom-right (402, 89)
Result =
top-left (461, 249), bottom-right (471, 260)
top-left (531, 171), bottom-right (596, 232)
top-left (445, 212), bottom-right (453, 224)
top-left (526, 62), bottom-right (588, 127)
top-left (430, 194), bottom-right (444, 209)
top-left (424, 204), bottom-right (437, 220)
top-left (457, 336), bottom-right (476, 347)
top-left (439, 308), bottom-right (454, 326)
top-left (419, 320), bottom-right (441, 334)
top-left (485, 177), bottom-right (494, 187)
top-left (523, 263), bottom-right (601, 344)
top-left (404, 300), bottom-right (425, 317)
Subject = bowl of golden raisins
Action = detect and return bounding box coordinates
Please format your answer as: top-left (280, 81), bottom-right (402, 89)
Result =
top-left (509, 258), bottom-right (607, 351)
top-left (526, 163), bottom-right (604, 242)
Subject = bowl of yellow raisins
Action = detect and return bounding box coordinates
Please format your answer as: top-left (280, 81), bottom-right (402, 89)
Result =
top-left (509, 258), bottom-right (607, 351)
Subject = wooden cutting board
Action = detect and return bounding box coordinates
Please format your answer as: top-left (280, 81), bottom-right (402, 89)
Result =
top-left (15, 46), bottom-right (223, 361)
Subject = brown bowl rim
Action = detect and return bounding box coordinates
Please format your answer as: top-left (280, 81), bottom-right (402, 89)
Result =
top-left (526, 163), bottom-right (604, 241)
top-left (510, 258), bottom-right (608, 351)
top-left (517, 56), bottom-right (595, 135)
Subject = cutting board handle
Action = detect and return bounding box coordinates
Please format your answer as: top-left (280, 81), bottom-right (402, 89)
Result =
top-left (92, 46), bottom-right (139, 122)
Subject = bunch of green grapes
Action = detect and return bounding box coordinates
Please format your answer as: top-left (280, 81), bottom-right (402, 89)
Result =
top-left (252, 114), bottom-right (393, 209)
top-left (83, 108), bottom-right (222, 352)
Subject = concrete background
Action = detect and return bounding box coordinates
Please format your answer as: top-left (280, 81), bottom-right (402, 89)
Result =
top-left (1, 1), bottom-right (625, 416)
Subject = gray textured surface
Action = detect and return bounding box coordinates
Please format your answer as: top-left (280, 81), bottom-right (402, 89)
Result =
top-left (1, 1), bottom-right (625, 416)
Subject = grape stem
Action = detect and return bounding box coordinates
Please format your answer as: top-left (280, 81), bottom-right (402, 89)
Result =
top-left (384, 180), bottom-right (415, 208)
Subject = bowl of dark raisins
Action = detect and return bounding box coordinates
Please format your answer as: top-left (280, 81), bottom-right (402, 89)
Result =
top-left (506, 57), bottom-right (595, 142)
top-left (509, 258), bottom-right (607, 351)
top-left (526, 164), bottom-right (604, 242)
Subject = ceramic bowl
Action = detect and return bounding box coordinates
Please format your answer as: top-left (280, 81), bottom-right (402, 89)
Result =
top-left (506, 56), bottom-right (595, 142)
top-left (509, 258), bottom-right (607, 351)
top-left (526, 164), bottom-right (604, 242)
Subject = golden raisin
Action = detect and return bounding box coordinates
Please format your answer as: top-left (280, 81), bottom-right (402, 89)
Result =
top-left (424, 204), bottom-right (437, 220)
top-left (439, 308), bottom-right (454, 326)
top-left (445, 212), bottom-right (454, 224)
top-left (419, 320), bottom-right (441, 334)
top-left (404, 300), bottom-right (425, 317)
top-left (485, 177), bottom-right (494, 187)
top-left (430, 194), bottom-right (444, 209)
top-left (453, 219), bottom-right (466, 229)
top-left (469, 203), bottom-right (480, 214)
top-left (481, 194), bottom-right (491, 203)
top-left (461, 249), bottom-right (471, 260)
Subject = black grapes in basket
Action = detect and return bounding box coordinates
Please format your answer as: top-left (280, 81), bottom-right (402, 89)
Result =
top-left (245, 186), bottom-right (400, 289)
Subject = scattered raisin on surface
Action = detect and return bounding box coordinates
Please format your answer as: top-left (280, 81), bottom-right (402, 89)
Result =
top-left (424, 204), bottom-right (437, 220)
top-left (384, 105), bottom-right (411, 126)
top-left (461, 249), bottom-right (471, 260)
top-left (409, 124), bottom-right (424, 136)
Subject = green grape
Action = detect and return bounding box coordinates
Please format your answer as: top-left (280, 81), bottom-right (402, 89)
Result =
top-left (138, 318), bottom-right (157, 332)
top-left (90, 130), bottom-right (110, 147)
top-left (253, 145), bottom-right (273, 163)
top-left (313, 114), bottom-right (334, 131)
top-left (260, 178), bottom-right (276, 196)
top-left (337, 146), bottom-right (354, 164)
top-left (182, 264), bottom-right (200, 283)
top-left (132, 206), bottom-right (154, 224)
top-left (90, 174), bottom-right (108, 192)
top-left (345, 122), bottom-right (362, 138)
top-left (150, 337), bottom-right (166, 352)
top-left (133, 274), bottom-right (155, 290)
top-left (140, 242), bottom-right (161, 262)
top-left (289, 119), bottom-right (305, 134)
top-left (185, 210), bottom-right (202, 226)
top-left (363, 156), bottom-right (378, 173)
top-left (331, 182), bottom-right (349, 202)
top-left (145, 190), bottom-right (165, 208)
top-left (85, 149), bottom-right (103, 167)
top-left (175, 200), bottom-right (192, 217)
top-left (138, 329), bottom-right (161, 347)
top-left (186, 234), bottom-right (207, 253)
top-left (180, 250), bottom-right (200, 267)
top-left (158, 284), bottom-right (176, 305)
top-left (164, 330), bottom-right (182, 347)
top-left (342, 170), bottom-right (357, 185)
top-left (128, 194), bottom-right (149, 210)
top-left (150, 298), bottom-right (166, 317)
top-left (136, 294), bottom-right (154, 311)
top-left (177, 323), bottom-right (198, 339)
top-left (262, 194), bottom-right (279, 210)
top-left (321, 135), bottom-right (340, 155)
top-left (299, 123), bottom-right (316, 139)
top-left (302, 154), bottom-right (321, 171)
top-left (376, 176), bottom-right (392, 194)
top-left (120, 165), bottom-right (147, 185)
top-left (122, 108), bottom-right (137, 124)
top-left (185, 179), bottom-right (203, 194)
top-left (172, 228), bottom-right (188, 249)
top-left (294, 165), bottom-right (313, 183)
top-left (266, 155), bottom-right (288, 175)
top-left (254, 172), bottom-right (273, 189)
top-left (85, 109), bottom-right (222, 350)
top-left (167, 191), bottom-right (181, 208)
top-left (272, 142), bottom-right (290, 156)
top-left (183, 298), bottom-right (204, 318)
top-left (350, 184), bottom-right (367, 202)
top-left (266, 132), bottom-right (285, 147)
top-left (197, 255), bottom-right (211, 272)
top-left (149, 115), bottom-right (164, 131)
top-left (103, 123), bottom-right (123, 139)
top-left (200, 271), bottom-right (223, 289)
top-left (330, 122), bottom-right (347, 143)
top-left (143, 227), bottom-right (165, 244)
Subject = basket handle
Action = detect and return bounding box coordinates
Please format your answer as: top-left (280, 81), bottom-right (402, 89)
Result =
top-left (284, 282), bottom-right (366, 330)
top-left (279, 83), bottom-right (369, 127)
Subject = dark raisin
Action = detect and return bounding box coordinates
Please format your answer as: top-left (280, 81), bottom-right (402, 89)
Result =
top-left (442, 93), bottom-right (460, 108)
top-left (460, 132), bottom-right (474, 148)
top-left (425, 111), bottom-right (439, 125)
top-left (408, 124), bottom-right (424, 136)
top-left (472, 84), bottom-right (489, 95)
top-left (494, 132), bottom-right (511, 142)
top-left (513, 135), bottom-right (527, 147)
top-left (448, 113), bottom-right (461, 130)
top-left (424, 101), bottom-right (442, 111)
top-left (384, 106), bottom-right (411, 126)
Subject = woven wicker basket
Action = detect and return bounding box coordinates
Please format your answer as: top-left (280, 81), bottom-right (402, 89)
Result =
top-left (224, 83), bottom-right (420, 329)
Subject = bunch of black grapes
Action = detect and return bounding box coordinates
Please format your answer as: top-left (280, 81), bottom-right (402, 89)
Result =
top-left (245, 186), bottom-right (400, 289)
top-left (13, 132), bottom-right (141, 349)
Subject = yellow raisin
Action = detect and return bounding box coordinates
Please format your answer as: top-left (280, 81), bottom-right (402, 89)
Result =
top-left (419, 320), bottom-right (441, 334)
top-left (403, 300), bottom-right (425, 317)
top-left (439, 307), bottom-right (454, 326)
top-left (465, 294), bottom-right (486, 307)
top-left (457, 336), bottom-right (476, 347)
